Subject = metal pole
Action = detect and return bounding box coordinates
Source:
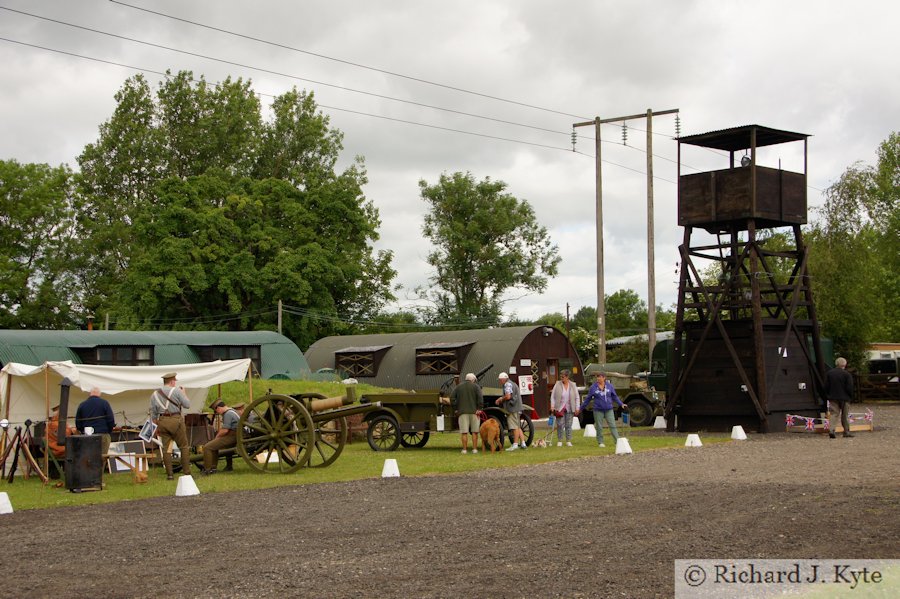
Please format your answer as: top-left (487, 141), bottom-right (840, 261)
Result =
top-left (646, 109), bottom-right (657, 365)
top-left (594, 117), bottom-right (606, 364)
top-left (277, 299), bottom-right (282, 335)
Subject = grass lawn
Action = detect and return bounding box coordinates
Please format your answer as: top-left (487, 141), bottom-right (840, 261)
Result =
top-left (1, 379), bottom-right (733, 511)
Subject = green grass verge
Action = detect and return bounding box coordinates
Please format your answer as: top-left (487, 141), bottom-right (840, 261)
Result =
top-left (1, 380), bottom-right (733, 511)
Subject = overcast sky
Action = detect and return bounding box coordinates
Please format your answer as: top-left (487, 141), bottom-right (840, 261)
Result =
top-left (1, 0), bottom-right (896, 325)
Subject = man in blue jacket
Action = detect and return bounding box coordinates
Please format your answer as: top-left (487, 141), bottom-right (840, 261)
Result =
top-left (76, 387), bottom-right (116, 455)
top-left (577, 372), bottom-right (627, 448)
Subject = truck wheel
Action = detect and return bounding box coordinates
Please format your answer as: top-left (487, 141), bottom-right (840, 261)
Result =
top-left (367, 415), bottom-right (401, 451)
top-left (400, 431), bottom-right (430, 448)
top-left (519, 413), bottom-right (534, 446)
top-left (626, 398), bottom-right (653, 427)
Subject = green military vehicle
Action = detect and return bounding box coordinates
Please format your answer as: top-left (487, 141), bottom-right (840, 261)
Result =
top-left (358, 364), bottom-right (536, 451)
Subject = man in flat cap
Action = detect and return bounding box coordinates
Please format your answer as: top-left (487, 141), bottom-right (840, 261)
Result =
top-left (150, 372), bottom-right (192, 480)
top-left (202, 400), bottom-right (240, 475)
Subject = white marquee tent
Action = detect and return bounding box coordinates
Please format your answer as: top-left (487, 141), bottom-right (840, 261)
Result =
top-left (0, 359), bottom-right (252, 428)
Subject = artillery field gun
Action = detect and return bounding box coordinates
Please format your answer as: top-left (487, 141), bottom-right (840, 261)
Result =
top-left (231, 386), bottom-right (379, 473)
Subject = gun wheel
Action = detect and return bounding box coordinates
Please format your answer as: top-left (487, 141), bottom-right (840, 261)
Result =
top-left (237, 394), bottom-right (314, 474)
top-left (309, 415), bottom-right (348, 467)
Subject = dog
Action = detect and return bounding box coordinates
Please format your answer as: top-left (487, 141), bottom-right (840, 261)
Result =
top-left (534, 438), bottom-right (548, 448)
top-left (479, 418), bottom-right (502, 453)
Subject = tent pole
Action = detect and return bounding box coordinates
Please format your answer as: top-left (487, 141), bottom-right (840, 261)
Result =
top-left (1, 374), bottom-right (10, 470)
top-left (247, 363), bottom-right (253, 404)
top-left (44, 364), bottom-right (49, 477)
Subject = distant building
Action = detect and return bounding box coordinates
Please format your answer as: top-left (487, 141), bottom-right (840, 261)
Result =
top-left (305, 325), bottom-right (584, 416)
top-left (0, 330), bottom-right (310, 380)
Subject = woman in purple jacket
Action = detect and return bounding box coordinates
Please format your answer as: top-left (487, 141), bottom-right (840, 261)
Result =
top-left (577, 371), bottom-right (627, 448)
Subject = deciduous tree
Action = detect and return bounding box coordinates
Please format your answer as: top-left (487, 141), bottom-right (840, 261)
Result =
top-left (76, 72), bottom-right (395, 344)
top-left (418, 172), bottom-right (560, 324)
top-left (0, 160), bottom-right (79, 328)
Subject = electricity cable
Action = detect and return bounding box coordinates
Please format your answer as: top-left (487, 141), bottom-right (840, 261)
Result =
top-left (108, 0), bottom-right (590, 120)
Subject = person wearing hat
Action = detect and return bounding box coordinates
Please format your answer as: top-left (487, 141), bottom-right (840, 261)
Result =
top-left (150, 372), bottom-right (192, 480)
top-left (495, 372), bottom-right (527, 450)
top-left (577, 371), bottom-right (627, 448)
top-left (202, 400), bottom-right (240, 475)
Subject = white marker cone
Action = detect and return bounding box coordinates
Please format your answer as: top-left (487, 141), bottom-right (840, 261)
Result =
top-left (381, 458), bottom-right (400, 478)
top-left (653, 416), bottom-right (667, 429)
top-left (583, 424), bottom-right (597, 438)
top-left (731, 425), bottom-right (748, 440)
top-left (685, 434), bottom-right (703, 447)
top-left (175, 474), bottom-right (200, 497)
top-left (0, 492), bottom-right (13, 514)
top-left (615, 437), bottom-right (633, 455)
top-left (571, 417), bottom-right (581, 430)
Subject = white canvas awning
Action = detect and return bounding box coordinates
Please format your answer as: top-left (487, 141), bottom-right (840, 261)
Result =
top-left (0, 359), bottom-right (252, 428)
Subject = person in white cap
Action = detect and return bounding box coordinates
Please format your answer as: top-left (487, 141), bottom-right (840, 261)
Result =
top-left (496, 372), bottom-right (527, 450)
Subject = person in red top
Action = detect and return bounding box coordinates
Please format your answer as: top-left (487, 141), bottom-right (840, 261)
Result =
top-left (47, 404), bottom-right (77, 459)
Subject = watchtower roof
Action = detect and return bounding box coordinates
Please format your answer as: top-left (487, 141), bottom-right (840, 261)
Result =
top-left (678, 125), bottom-right (810, 152)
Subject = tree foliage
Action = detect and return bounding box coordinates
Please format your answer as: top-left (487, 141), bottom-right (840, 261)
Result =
top-left (0, 160), bottom-right (79, 328)
top-left (808, 132), bottom-right (899, 364)
top-left (74, 71), bottom-right (394, 346)
top-left (418, 172), bottom-right (560, 324)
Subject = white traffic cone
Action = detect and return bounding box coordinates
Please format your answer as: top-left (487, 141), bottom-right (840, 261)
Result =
top-left (583, 424), bottom-right (597, 438)
top-left (731, 425), bottom-right (748, 440)
top-left (684, 434), bottom-right (703, 447)
top-left (175, 474), bottom-right (200, 497)
top-left (615, 437), bottom-right (633, 455)
top-left (0, 492), bottom-right (13, 514)
top-left (653, 416), bottom-right (666, 429)
top-left (381, 458), bottom-right (400, 478)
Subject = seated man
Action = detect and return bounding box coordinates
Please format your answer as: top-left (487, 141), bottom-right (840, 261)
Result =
top-left (202, 401), bottom-right (239, 475)
top-left (47, 404), bottom-right (78, 478)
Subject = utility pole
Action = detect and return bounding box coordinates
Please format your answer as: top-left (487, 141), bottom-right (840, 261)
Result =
top-left (573, 108), bottom-right (678, 366)
top-left (277, 299), bottom-right (282, 335)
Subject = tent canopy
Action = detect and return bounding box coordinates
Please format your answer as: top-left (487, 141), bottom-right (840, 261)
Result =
top-left (0, 359), bottom-right (251, 428)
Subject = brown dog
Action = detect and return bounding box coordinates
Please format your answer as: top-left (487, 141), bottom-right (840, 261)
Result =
top-left (479, 418), bottom-right (502, 453)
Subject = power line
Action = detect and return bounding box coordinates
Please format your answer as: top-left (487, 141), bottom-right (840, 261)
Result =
top-left (110, 2), bottom-right (695, 149)
top-left (1, 6), bottom-right (692, 181)
top-left (108, 0), bottom-right (590, 120)
top-left (1, 35), bottom-right (686, 182)
top-left (1, 6), bottom-right (577, 141)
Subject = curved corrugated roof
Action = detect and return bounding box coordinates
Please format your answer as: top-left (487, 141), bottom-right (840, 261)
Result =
top-left (0, 330), bottom-right (309, 379)
top-left (306, 326), bottom-right (546, 390)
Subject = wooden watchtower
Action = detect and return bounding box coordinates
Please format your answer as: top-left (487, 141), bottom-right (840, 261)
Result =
top-left (664, 125), bottom-right (827, 432)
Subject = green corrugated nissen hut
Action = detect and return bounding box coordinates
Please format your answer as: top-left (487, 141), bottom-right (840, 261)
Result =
top-left (304, 325), bottom-right (584, 417)
top-left (0, 330), bottom-right (310, 380)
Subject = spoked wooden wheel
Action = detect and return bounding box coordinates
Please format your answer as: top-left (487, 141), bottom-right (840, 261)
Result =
top-left (237, 394), bottom-right (314, 474)
top-left (290, 392), bottom-right (349, 468)
top-left (309, 415), bottom-right (348, 468)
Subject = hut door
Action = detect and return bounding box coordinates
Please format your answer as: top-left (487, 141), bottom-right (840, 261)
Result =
top-left (547, 359), bottom-right (559, 392)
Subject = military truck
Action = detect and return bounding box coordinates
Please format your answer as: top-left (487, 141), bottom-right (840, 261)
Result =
top-left (578, 340), bottom-right (672, 427)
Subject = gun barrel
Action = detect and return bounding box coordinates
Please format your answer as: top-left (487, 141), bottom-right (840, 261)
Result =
top-left (311, 400), bottom-right (381, 422)
top-left (308, 386), bottom-right (358, 412)
top-left (474, 363), bottom-right (495, 381)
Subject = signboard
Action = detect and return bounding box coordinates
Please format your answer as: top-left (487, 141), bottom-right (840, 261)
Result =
top-left (518, 375), bottom-right (534, 396)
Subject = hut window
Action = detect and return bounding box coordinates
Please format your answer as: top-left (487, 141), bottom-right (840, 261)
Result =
top-left (336, 352), bottom-right (376, 377)
top-left (415, 349), bottom-right (460, 375)
top-left (94, 346), bottom-right (153, 366)
top-left (196, 346), bottom-right (261, 375)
